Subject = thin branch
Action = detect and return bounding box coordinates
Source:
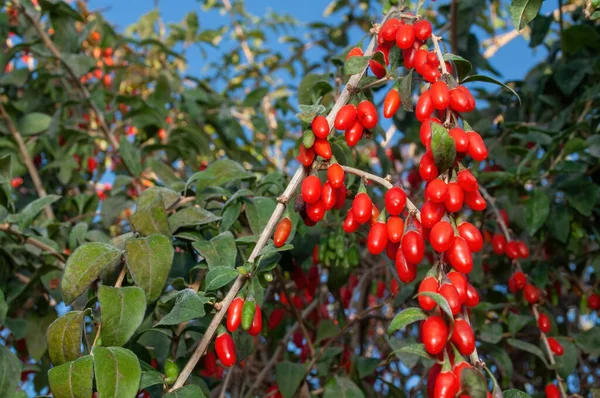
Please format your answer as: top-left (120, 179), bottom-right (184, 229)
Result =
top-left (431, 34), bottom-right (448, 75)
top-left (450, 0), bottom-right (458, 54)
top-left (0, 223), bottom-right (65, 266)
top-left (0, 103), bottom-right (55, 220)
top-left (218, 365), bottom-right (236, 398)
top-left (169, 8), bottom-right (397, 391)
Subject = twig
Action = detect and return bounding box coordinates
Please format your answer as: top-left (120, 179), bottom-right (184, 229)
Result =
top-left (0, 103), bottom-right (55, 220)
top-left (431, 34), bottom-right (448, 75)
top-left (169, 8), bottom-right (397, 391)
top-left (218, 365), bottom-right (236, 398)
top-left (450, 0), bottom-right (458, 54)
top-left (0, 223), bottom-right (65, 266)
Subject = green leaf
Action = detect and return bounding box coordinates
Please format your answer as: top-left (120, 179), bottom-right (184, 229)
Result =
top-left (399, 70), bottom-right (413, 112)
top-left (61, 243), bottom-right (123, 305)
top-left (388, 343), bottom-right (434, 361)
top-left (510, 0), bottom-right (543, 31)
top-left (243, 87), bottom-right (270, 107)
top-left (524, 188), bottom-right (550, 236)
top-left (156, 289), bottom-right (209, 326)
top-left (355, 357), bottom-right (381, 379)
top-left (0, 290), bottom-right (7, 326)
top-left (137, 187), bottom-right (181, 210)
top-left (430, 123), bottom-right (456, 173)
top-left (323, 376), bottom-right (365, 398)
top-left (503, 389), bottom-right (532, 398)
top-left (92, 347), bottom-right (141, 398)
top-left (205, 267), bottom-right (240, 291)
top-left (546, 204), bottom-right (569, 243)
top-left (275, 361), bottom-right (306, 398)
top-left (17, 112), bottom-right (52, 136)
top-left (344, 55), bottom-right (369, 75)
top-left (414, 292), bottom-right (454, 323)
top-left (297, 103), bottom-right (327, 124)
top-left (387, 308), bottom-right (427, 335)
top-left (316, 319), bottom-right (341, 343)
top-left (587, 135), bottom-right (600, 158)
top-left (130, 194), bottom-right (172, 237)
top-left (62, 53), bottom-right (96, 77)
top-left (46, 311), bottom-right (87, 366)
top-left (192, 232), bottom-right (236, 269)
top-left (99, 286), bottom-right (146, 347)
top-left (164, 385), bottom-right (207, 398)
top-left (507, 312), bottom-right (533, 336)
top-left (507, 338), bottom-right (548, 367)
top-left (565, 181), bottom-right (600, 216)
top-left (554, 337), bottom-right (578, 379)
top-left (169, 206), bottom-right (221, 232)
top-left (480, 323), bottom-right (503, 344)
top-left (26, 312), bottom-right (56, 360)
top-left (187, 159), bottom-right (254, 192)
top-left (119, 137), bottom-right (143, 177)
top-left (461, 74), bottom-right (521, 104)
top-left (574, 326), bottom-right (600, 358)
top-left (125, 235), bottom-right (174, 301)
top-left (483, 343), bottom-right (513, 389)
top-left (139, 370), bottom-right (164, 390)
top-left (297, 74), bottom-right (332, 105)
top-left (245, 197), bottom-right (277, 235)
top-left (460, 367), bottom-right (487, 398)
top-left (11, 194), bottom-right (61, 228)
top-left (443, 54), bottom-right (472, 81)
top-left (48, 356), bottom-right (94, 398)
top-left (0, 346), bottom-right (21, 397)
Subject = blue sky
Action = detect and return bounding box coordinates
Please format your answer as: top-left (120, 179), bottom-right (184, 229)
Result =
top-left (88, 0), bottom-right (554, 83)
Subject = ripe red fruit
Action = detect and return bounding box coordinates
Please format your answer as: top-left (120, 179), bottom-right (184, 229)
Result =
top-left (401, 230), bottom-right (425, 264)
top-left (352, 192), bottom-right (373, 224)
top-left (312, 115), bottom-right (329, 139)
top-left (335, 104), bottom-right (357, 130)
top-left (11, 177), bottom-right (23, 189)
top-left (421, 316), bottom-right (448, 355)
top-left (297, 144), bottom-right (315, 167)
top-left (274, 218), bottom-right (292, 247)
top-left (457, 222), bottom-right (483, 252)
top-left (321, 182), bottom-right (336, 210)
top-left (386, 240), bottom-right (400, 261)
top-left (301, 175), bottom-right (321, 204)
top-left (465, 283), bottom-right (479, 307)
top-left (430, 221), bottom-right (454, 252)
top-left (438, 282), bottom-right (461, 315)
top-left (387, 216), bottom-right (404, 243)
top-left (506, 241), bottom-right (520, 260)
top-left (447, 271), bottom-right (468, 304)
top-left (357, 100), bottom-right (378, 129)
top-left (450, 86), bottom-right (476, 113)
top-left (451, 318), bottom-right (475, 355)
top-left (588, 293), bottom-right (600, 310)
top-left (448, 127), bottom-right (470, 153)
top-left (345, 121), bottom-right (363, 147)
top-left (346, 47), bottom-right (363, 60)
top-left (247, 304), bottom-right (262, 336)
top-left (343, 210), bottom-right (359, 233)
top-left (444, 182), bottom-right (464, 213)
top-left (419, 151), bottom-right (439, 182)
top-left (420, 201), bottom-right (445, 229)
top-left (426, 179), bottom-right (448, 203)
top-left (430, 81), bottom-right (450, 110)
top-left (415, 90), bottom-right (434, 122)
top-left (313, 138), bottom-right (332, 159)
top-left (370, 205), bottom-right (380, 226)
top-left (547, 337), bottom-right (564, 356)
top-left (87, 157), bottom-right (97, 173)
top-left (368, 221), bottom-right (388, 255)
top-left (413, 49), bottom-right (428, 71)
top-left (418, 276), bottom-right (440, 311)
top-left (385, 186), bottom-right (407, 216)
top-left (383, 89), bottom-right (401, 118)
top-left (524, 283), bottom-right (540, 304)
top-left (517, 241), bottom-right (530, 259)
top-left (508, 276), bottom-right (518, 294)
top-left (334, 184), bottom-right (347, 209)
top-left (428, 363), bottom-right (442, 398)
top-left (306, 200), bottom-right (325, 222)
top-left (447, 236), bottom-right (473, 273)
top-left (419, 117), bottom-right (441, 147)
top-left (268, 308), bottom-right (286, 329)
top-left (396, 23), bottom-right (415, 49)
top-left (545, 384), bottom-right (561, 398)
top-left (327, 163), bottom-right (344, 188)
top-left (227, 297), bottom-right (244, 332)
top-left (453, 361), bottom-right (471, 383)
top-left (434, 370), bottom-right (459, 398)
top-left (513, 271), bottom-right (527, 290)
top-left (467, 131), bottom-right (488, 161)
top-left (215, 330), bottom-right (236, 367)
top-left (464, 189), bottom-right (487, 211)
top-left (492, 233), bottom-right (506, 255)
top-left (395, 250), bottom-right (417, 283)
top-left (457, 169), bottom-right (478, 192)
top-left (413, 20), bottom-right (432, 41)
top-left (380, 18), bottom-right (402, 42)
top-left (538, 313), bottom-right (551, 333)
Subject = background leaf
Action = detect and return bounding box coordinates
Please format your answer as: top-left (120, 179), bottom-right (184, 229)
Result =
top-left (125, 234), bottom-right (174, 301)
top-left (99, 286), bottom-right (147, 346)
top-left (92, 347), bottom-right (141, 398)
top-left (48, 355), bottom-right (94, 398)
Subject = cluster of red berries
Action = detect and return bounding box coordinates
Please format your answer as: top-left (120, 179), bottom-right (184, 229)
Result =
top-left (216, 297), bottom-right (263, 367)
top-left (491, 233), bottom-right (530, 260)
top-left (295, 164), bottom-right (348, 226)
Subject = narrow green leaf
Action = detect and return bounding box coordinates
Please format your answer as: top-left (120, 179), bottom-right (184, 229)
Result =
top-left (525, 188), bottom-right (550, 236)
top-left (92, 346), bottom-right (141, 398)
top-left (430, 123), bottom-right (456, 173)
top-left (388, 343), bottom-right (435, 361)
top-left (443, 54), bottom-right (472, 81)
top-left (48, 356), bottom-right (94, 398)
top-left (510, 0), bottom-right (543, 31)
top-left (99, 286), bottom-right (146, 347)
top-left (507, 338), bottom-right (549, 367)
top-left (17, 112), bottom-right (52, 136)
top-left (11, 194), bottom-right (61, 229)
top-left (399, 70), bottom-right (413, 112)
top-left (119, 136), bottom-right (143, 176)
top-left (414, 292), bottom-right (454, 323)
top-left (388, 308), bottom-right (427, 335)
top-left (46, 311), bottom-right (87, 366)
top-left (125, 235), bottom-right (174, 301)
top-left (0, 290), bottom-right (7, 326)
top-left (461, 74), bottom-right (521, 104)
top-left (507, 312), bottom-right (533, 336)
top-left (61, 243), bottom-right (123, 305)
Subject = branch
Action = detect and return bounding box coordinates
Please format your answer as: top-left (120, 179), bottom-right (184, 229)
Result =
top-left (0, 223), bottom-right (65, 266)
top-left (478, 186), bottom-right (567, 398)
top-left (169, 8), bottom-right (397, 391)
top-left (431, 34), bottom-right (448, 75)
top-left (450, 0), bottom-right (458, 54)
top-left (0, 103), bottom-right (55, 220)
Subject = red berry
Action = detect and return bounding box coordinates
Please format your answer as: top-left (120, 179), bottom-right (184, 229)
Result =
top-left (420, 117), bottom-right (441, 147)
top-left (395, 250), bottom-right (417, 283)
top-left (467, 131), bottom-right (488, 162)
top-left (357, 100), bottom-right (378, 129)
top-left (268, 308), bottom-right (286, 329)
top-left (420, 201), bottom-right (445, 229)
top-left (297, 144), bottom-right (315, 167)
top-left (227, 297), bottom-right (244, 332)
top-left (538, 313), bottom-right (551, 333)
top-left (457, 169), bottom-right (478, 192)
top-left (464, 189), bottom-right (487, 211)
top-left (368, 221), bottom-right (388, 255)
top-left (383, 89), bottom-right (401, 118)
top-left (430, 81), bottom-right (450, 110)
top-left (418, 276), bottom-right (440, 311)
top-left (334, 184), bottom-right (347, 209)
top-left (447, 236), bottom-right (473, 273)
top-left (306, 200), bottom-right (325, 222)
top-left (413, 20), bottom-right (432, 41)
top-left (387, 216), bottom-right (404, 243)
top-left (301, 175), bottom-right (322, 204)
top-left (313, 138), bottom-right (332, 159)
top-left (547, 337), bottom-right (564, 356)
top-left (444, 182), bottom-right (464, 213)
top-left (447, 271), bottom-right (468, 304)
top-left (421, 315), bottom-right (448, 355)
top-left (449, 127), bottom-right (470, 153)
top-left (426, 179), bottom-right (448, 203)
top-left (465, 283), bottom-right (479, 307)
top-left (506, 241), bottom-right (520, 260)
top-left (438, 281), bottom-right (461, 315)
top-left (588, 293), bottom-right (600, 310)
top-left (457, 222), bottom-right (483, 252)
top-left (352, 192), bottom-right (373, 224)
top-left (87, 157), bottom-right (97, 173)
top-left (430, 221), bottom-right (455, 252)
top-left (386, 240), bottom-right (400, 261)
top-left (345, 121), bottom-right (363, 147)
top-left (327, 163), bottom-right (345, 188)
top-left (311, 116), bottom-right (330, 139)
top-left (524, 283), bottom-right (540, 304)
top-left (396, 23), bottom-right (415, 49)
top-left (346, 47), bottom-right (363, 60)
top-left (343, 210), bottom-right (359, 233)
top-left (492, 234), bottom-right (506, 255)
top-left (274, 218), bottom-right (292, 247)
top-left (380, 18), bottom-right (402, 42)
top-left (335, 104), bottom-right (357, 130)
top-left (517, 241), bottom-right (530, 259)
top-left (513, 271), bottom-right (527, 290)
top-left (247, 304), bottom-right (262, 336)
top-left (419, 151), bottom-right (439, 182)
top-left (545, 384), bottom-right (560, 398)
top-left (434, 370), bottom-right (459, 398)
top-left (321, 182), bottom-right (336, 210)
top-left (415, 90), bottom-right (434, 122)
top-left (370, 43), bottom-right (391, 78)
top-left (215, 330), bottom-right (236, 367)
top-left (401, 230), bottom-right (425, 264)
top-left (385, 186), bottom-right (407, 216)
top-left (451, 318), bottom-right (475, 355)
